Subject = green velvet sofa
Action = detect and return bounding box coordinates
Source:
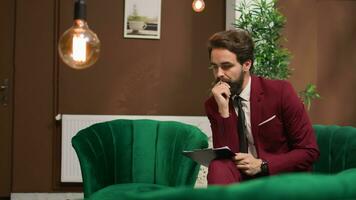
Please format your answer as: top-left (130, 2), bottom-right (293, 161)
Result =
top-left (71, 119), bottom-right (209, 199)
top-left (74, 123), bottom-right (356, 200)
top-left (89, 168), bottom-right (356, 200)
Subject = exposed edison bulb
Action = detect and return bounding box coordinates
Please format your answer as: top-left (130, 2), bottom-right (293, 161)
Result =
top-left (72, 34), bottom-right (87, 62)
top-left (58, 19), bottom-right (100, 70)
top-left (192, 0), bottom-right (205, 12)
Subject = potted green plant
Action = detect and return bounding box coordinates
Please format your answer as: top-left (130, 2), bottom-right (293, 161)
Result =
top-left (235, 0), bottom-right (320, 110)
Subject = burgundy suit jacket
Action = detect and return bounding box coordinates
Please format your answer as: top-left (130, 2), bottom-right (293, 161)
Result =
top-left (205, 75), bottom-right (320, 175)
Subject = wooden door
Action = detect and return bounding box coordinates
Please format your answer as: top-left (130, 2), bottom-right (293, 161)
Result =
top-left (0, 0), bottom-right (15, 197)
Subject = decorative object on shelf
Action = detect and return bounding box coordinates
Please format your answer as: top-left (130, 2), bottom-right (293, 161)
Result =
top-left (235, 0), bottom-right (320, 110)
top-left (124, 0), bottom-right (161, 39)
top-left (192, 0), bottom-right (205, 12)
top-left (58, 0), bottom-right (101, 70)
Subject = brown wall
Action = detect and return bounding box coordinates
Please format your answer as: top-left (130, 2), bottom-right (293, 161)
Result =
top-left (58, 0), bottom-right (224, 116)
top-left (6, 0), bottom-right (356, 195)
top-left (279, 0), bottom-right (356, 126)
top-left (314, 1), bottom-right (356, 126)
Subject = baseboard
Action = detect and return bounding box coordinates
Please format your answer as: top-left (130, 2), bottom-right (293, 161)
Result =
top-left (10, 193), bottom-right (83, 200)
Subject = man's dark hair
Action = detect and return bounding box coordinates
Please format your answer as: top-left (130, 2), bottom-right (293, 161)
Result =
top-left (208, 29), bottom-right (254, 68)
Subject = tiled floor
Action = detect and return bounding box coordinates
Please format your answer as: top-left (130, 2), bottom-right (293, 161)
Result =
top-left (11, 193), bottom-right (83, 200)
top-left (195, 166), bottom-right (208, 188)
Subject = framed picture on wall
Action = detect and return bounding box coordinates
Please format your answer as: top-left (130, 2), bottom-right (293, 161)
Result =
top-left (124, 0), bottom-right (161, 39)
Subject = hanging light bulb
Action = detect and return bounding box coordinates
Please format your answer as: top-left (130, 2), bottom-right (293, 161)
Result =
top-left (192, 0), bottom-right (205, 12)
top-left (58, 0), bottom-right (100, 70)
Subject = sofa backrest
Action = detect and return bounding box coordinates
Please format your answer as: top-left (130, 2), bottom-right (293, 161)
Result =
top-left (313, 125), bottom-right (356, 173)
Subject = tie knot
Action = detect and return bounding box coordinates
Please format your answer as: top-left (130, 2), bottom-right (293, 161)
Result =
top-left (233, 95), bottom-right (244, 109)
top-left (233, 95), bottom-right (244, 100)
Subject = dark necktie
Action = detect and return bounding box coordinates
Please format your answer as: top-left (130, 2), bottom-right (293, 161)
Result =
top-left (233, 96), bottom-right (248, 153)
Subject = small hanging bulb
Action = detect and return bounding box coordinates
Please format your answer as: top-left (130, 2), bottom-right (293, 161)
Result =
top-left (58, 0), bottom-right (100, 70)
top-left (192, 0), bottom-right (205, 12)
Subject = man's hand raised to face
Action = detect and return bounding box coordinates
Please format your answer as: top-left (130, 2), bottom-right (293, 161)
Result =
top-left (211, 81), bottom-right (231, 118)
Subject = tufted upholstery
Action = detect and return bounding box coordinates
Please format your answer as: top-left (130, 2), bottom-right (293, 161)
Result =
top-left (313, 125), bottom-right (356, 173)
top-left (72, 119), bottom-right (208, 199)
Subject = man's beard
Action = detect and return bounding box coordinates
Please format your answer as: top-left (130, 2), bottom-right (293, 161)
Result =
top-left (216, 71), bottom-right (245, 96)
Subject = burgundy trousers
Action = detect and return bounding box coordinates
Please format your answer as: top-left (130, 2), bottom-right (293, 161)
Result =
top-left (207, 159), bottom-right (243, 185)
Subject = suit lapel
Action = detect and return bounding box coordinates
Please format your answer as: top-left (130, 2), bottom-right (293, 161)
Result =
top-left (250, 75), bottom-right (264, 155)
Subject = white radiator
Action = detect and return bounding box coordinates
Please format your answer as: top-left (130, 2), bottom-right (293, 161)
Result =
top-left (60, 114), bottom-right (211, 183)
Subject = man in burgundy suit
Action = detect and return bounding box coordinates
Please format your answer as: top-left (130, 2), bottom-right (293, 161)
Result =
top-left (205, 29), bottom-right (320, 184)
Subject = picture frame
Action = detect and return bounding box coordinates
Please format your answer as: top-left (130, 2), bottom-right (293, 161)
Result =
top-left (124, 0), bottom-right (161, 39)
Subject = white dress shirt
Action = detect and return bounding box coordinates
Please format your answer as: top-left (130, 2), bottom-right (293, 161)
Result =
top-left (233, 76), bottom-right (257, 158)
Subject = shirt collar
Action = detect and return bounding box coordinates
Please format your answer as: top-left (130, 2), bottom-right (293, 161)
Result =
top-left (239, 76), bottom-right (251, 101)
